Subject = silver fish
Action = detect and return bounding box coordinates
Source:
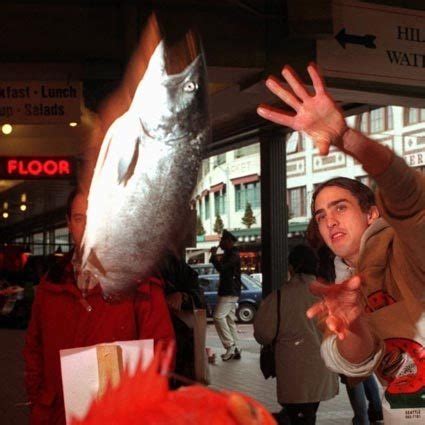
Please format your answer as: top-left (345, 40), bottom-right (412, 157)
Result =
top-left (81, 34), bottom-right (210, 295)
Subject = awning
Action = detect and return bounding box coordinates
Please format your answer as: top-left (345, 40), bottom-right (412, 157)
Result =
top-left (210, 182), bottom-right (225, 193)
top-left (231, 174), bottom-right (259, 186)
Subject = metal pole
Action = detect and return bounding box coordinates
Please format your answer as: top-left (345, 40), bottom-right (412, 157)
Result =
top-left (260, 130), bottom-right (288, 297)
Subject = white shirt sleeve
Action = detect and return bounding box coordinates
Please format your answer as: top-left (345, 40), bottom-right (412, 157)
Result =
top-left (321, 334), bottom-right (384, 377)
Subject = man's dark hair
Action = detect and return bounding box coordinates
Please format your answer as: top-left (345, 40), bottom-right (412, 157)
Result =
top-left (311, 177), bottom-right (376, 216)
top-left (288, 244), bottom-right (318, 276)
top-left (308, 177), bottom-right (377, 247)
top-left (66, 188), bottom-right (83, 219)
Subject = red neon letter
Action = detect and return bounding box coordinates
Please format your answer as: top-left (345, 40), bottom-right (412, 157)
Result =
top-left (58, 160), bottom-right (70, 175)
top-left (44, 160), bottom-right (58, 175)
top-left (19, 161), bottom-right (28, 175)
top-left (7, 160), bottom-right (18, 174)
top-left (28, 160), bottom-right (42, 175)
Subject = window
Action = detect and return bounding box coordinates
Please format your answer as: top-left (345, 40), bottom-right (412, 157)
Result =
top-left (234, 144), bottom-right (259, 158)
top-left (213, 154), bottom-right (226, 168)
top-left (404, 108), bottom-right (425, 125)
top-left (198, 277), bottom-right (219, 291)
top-left (54, 227), bottom-right (71, 252)
top-left (387, 107), bottom-right (394, 130)
top-left (235, 181), bottom-right (261, 211)
top-left (214, 189), bottom-right (226, 215)
top-left (203, 159), bottom-right (210, 176)
top-left (32, 232), bottom-right (44, 256)
top-left (370, 109), bottom-right (384, 133)
top-left (204, 194), bottom-right (210, 219)
top-left (287, 186), bottom-right (306, 217)
top-left (360, 112), bottom-right (369, 134)
top-left (357, 107), bottom-right (393, 134)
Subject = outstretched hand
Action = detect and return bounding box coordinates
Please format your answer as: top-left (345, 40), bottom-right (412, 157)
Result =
top-left (257, 63), bottom-right (348, 155)
top-left (306, 275), bottom-right (364, 340)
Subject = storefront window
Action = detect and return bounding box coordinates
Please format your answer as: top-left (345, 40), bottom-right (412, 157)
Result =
top-left (287, 186), bottom-right (306, 217)
top-left (54, 227), bottom-right (70, 252)
top-left (214, 190), bottom-right (226, 215)
top-left (32, 232), bottom-right (44, 256)
top-left (235, 181), bottom-right (261, 211)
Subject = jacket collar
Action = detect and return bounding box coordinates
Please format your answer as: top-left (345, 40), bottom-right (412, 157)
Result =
top-left (334, 218), bottom-right (390, 283)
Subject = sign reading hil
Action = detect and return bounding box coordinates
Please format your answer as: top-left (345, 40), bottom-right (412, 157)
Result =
top-left (317, 0), bottom-right (425, 87)
top-left (0, 81), bottom-right (81, 124)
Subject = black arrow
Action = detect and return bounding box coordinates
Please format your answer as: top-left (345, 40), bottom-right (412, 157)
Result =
top-left (335, 28), bottom-right (376, 49)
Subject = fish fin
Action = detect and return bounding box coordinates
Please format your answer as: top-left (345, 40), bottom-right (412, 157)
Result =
top-left (88, 248), bottom-right (107, 276)
top-left (117, 136), bottom-right (140, 186)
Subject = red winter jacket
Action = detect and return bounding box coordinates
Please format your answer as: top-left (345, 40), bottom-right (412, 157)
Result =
top-left (23, 259), bottom-right (175, 425)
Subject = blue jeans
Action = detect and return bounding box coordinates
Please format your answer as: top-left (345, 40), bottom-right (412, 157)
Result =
top-left (345, 375), bottom-right (383, 425)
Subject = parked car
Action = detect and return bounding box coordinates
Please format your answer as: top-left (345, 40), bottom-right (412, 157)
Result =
top-left (249, 273), bottom-right (263, 284)
top-left (198, 273), bottom-right (262, 323)
top-left (189, 263), bottom-right (217, 275)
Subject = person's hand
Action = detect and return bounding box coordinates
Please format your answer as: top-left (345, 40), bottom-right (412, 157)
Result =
top-left (306, 275), bottom-right (364, 340)
top-left (257, 63), bottom-right (348, 156)
top-left (166, 292), bottom-right (183, 311)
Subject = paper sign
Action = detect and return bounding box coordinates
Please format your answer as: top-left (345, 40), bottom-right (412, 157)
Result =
top-left (60, 339), bottom-right (154, 424)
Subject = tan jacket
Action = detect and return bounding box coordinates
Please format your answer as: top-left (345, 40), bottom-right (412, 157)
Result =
top-left (322, 155), bottom-right (425, 410)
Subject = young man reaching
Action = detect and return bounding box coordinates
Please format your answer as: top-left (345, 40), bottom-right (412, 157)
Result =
top-left (257, 64), bottom-right (425, 420)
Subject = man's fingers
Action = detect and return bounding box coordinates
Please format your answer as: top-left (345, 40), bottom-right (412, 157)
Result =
top-left (281, 65), bottom-right (310, 101)
top-left (307, 62), bottom-right (326, 94)
top-left (343, 275), bottom-right (362, 291)
top-left (326, 316), bottom-right (346, 340)
top-left (265, 76), bottom-right (301, 111)
top-left (306, 299), bottom-right (327, 319)
top-left (257, 104), bottom-right (296, 127)
top-left (315, 139), bottom-right (330, 156)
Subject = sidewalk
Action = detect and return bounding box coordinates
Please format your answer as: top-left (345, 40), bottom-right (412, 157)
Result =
top-left (207, 323), bottom-right (355, 424)
top-left (0, 326), bottom-right (357, 424)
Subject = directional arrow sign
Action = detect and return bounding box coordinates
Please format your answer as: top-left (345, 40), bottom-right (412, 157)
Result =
top-left (317, 0), bottom-right (425, 87)
top-left (335, 28), bottom-right (376, 49)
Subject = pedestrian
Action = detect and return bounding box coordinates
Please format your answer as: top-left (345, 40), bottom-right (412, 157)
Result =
top-left (258, 62), bottom-right (425, 421)
top-left (159, 250), bottom-right (205, 387)
top-left (254, 244), bottom-right (338, 424)
top-left (210, 229), bottom-right (242, 361)
top-left (23, 189), bottom-right (175, 425)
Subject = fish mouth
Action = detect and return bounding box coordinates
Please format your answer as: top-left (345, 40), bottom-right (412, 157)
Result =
top-left (140, 118), bottom-right (194, 144)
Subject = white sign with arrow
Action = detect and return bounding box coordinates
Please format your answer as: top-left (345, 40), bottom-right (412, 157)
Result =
top-left (317, 0), bottom-right (425, 87)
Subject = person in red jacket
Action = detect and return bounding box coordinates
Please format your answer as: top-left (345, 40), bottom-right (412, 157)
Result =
top-left (23, 189), bottom-right (175, 425)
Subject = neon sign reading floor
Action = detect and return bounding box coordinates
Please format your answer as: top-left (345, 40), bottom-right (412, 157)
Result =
top-left (0, 157), bottom-right (76, 179)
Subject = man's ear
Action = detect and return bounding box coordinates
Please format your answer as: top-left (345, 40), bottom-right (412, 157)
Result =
top-left (367, 206), bottom-right (380, 225)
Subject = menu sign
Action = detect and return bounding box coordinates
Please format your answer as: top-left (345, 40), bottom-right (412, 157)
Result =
top-left (0, 81), bottom-right (81, 124)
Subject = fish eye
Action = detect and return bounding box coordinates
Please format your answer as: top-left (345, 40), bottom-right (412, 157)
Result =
top-left (183, 81), bottom-right (197, 93)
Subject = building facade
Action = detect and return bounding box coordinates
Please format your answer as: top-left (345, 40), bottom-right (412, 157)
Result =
top-left (192, 106), bottom-right (425, 270)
